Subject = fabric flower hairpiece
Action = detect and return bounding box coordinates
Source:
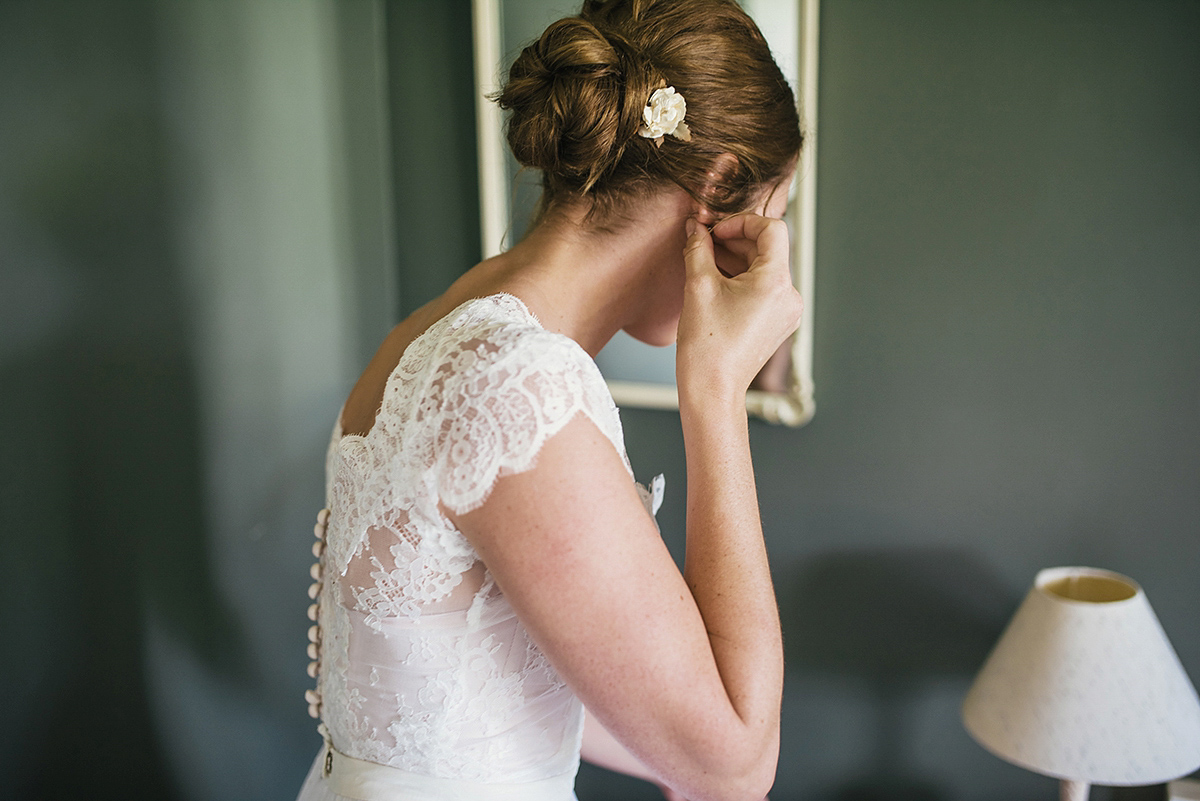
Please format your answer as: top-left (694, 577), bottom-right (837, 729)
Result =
top-left (638, 83), bottom-right (691, 147)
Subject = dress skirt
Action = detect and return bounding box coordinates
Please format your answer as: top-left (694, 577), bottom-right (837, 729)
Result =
top-left (294, 747), bottom-right (580, 801)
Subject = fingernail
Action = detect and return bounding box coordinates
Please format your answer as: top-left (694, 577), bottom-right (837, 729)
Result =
top-left (685, 218), bottom-right (697, 236)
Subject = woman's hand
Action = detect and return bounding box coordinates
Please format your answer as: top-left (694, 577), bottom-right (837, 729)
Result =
top-left (675, 213), bottom-right (802, 406)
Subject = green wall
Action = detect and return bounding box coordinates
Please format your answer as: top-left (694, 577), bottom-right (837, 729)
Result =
top-left (388, 0), bottom-right (481, 317)
top-left (0, 2), bottom-right (1196, 800)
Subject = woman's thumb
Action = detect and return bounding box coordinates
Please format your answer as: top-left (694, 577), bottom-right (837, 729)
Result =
top-left (682, 217), bottom-right (715, 278)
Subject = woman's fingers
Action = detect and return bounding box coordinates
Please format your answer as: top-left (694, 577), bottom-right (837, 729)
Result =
top-left (710, 213), bottom-right (790, 275)
top-left (682, 217), bottom-right (717, 278)
top-left (676, 211), bottom-right (801, 400)
top-left (687, 213), bottom-right (785, 279)
top-left (709, 211), bottom-right (776, 243)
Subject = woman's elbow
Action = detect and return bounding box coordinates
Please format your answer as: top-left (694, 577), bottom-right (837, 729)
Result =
top-left (731, 750), bottom-right (778, 801)
top-left (683, 734), bottom-right (778, 801)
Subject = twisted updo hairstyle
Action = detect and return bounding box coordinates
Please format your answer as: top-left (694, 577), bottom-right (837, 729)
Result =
top-left (498, 0), bottom-right (802, 223)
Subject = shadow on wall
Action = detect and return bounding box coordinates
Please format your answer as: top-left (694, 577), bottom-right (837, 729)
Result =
top-left (0, 3), bottom-right (252, 799)
top-left (782, 548), bottom-right (1014, 801)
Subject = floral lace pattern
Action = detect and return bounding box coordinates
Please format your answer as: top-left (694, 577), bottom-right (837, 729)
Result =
top-left (312, 294), bottom-right (630, 782)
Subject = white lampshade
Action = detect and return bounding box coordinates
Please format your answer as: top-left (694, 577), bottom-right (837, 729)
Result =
top-left (963, 566), bottom-right (1200, 785)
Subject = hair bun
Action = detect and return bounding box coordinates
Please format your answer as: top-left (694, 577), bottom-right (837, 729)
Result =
top-left (499, 17), bottom-right (651, 193)
top-left (497, 0), bottom-right (802, 222)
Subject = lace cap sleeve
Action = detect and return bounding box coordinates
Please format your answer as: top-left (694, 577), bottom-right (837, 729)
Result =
top-left (429, 318), bottom-right (627, 516)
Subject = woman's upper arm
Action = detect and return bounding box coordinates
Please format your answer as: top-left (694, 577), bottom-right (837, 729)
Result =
top-left (446, 412), bottom-right (755, 796)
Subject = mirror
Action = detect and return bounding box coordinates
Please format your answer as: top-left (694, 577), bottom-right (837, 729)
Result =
top-left (473, 0), bottom-right (818, 425)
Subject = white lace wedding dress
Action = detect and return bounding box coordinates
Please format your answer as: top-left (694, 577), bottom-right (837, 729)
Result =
top-left (294, 293), bottom-right (660, 801)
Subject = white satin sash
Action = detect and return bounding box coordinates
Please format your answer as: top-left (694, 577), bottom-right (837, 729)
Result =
top-left (322, 746), bottom-right (578, 801)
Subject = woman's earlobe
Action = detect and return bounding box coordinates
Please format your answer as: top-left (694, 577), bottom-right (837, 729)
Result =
top-left (694, 206), bottom-right (720, 225)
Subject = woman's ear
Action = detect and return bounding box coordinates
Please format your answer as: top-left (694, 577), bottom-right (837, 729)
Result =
top-left (693, 152), bottom-right (740, 224)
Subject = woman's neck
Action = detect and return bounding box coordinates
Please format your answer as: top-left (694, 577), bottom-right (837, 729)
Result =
top-left (341, 190), bottom-right (689, 439)
top-left (460, 189), bottom-right (692, 357)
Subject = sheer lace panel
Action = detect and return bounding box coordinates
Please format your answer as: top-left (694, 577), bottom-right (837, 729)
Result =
top-left (310, 294), bottom-right (634, 782)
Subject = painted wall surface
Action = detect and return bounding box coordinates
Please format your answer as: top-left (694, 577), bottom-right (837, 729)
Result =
top-left (613, 3), bottom-right (1200, 799)
top-left (0, 2), bottom-right (1196, 801)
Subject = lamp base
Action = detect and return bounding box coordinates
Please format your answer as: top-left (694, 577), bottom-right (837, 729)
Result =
top-left (1061, 780), bottom-right (1090, 801)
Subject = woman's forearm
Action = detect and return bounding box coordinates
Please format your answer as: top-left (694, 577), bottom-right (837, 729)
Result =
top-left (580, 707), bottom-right (660, 783)
top-left (678, 391), bottom-right (783, 757)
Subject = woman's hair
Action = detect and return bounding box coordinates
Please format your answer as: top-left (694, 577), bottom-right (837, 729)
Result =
top-left (497, 0), bottom-right (802, 223)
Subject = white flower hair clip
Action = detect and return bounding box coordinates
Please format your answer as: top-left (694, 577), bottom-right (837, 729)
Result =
top-left (638, 84), bottom-right (691, 147)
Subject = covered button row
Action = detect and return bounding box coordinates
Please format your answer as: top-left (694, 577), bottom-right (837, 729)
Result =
top-left (305, 507), bottom-right (330, 719)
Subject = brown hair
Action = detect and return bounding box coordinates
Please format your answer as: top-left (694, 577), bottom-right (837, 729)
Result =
top-left (497, 0), bottom-right (802, 224)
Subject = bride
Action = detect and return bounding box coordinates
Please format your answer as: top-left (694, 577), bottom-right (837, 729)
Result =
top-left (295, 1), bottom-right (802, 799)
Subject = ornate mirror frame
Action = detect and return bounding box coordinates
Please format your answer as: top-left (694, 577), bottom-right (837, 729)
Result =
top-left (472, 0), bottom-right (818, 426)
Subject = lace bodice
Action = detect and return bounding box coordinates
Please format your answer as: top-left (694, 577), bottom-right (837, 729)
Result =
top-left (305, 294), bottom-right (642, 785)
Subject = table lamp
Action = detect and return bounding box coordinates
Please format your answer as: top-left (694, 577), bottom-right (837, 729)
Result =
top-left (962, 566), bottom-right (1200, 801)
